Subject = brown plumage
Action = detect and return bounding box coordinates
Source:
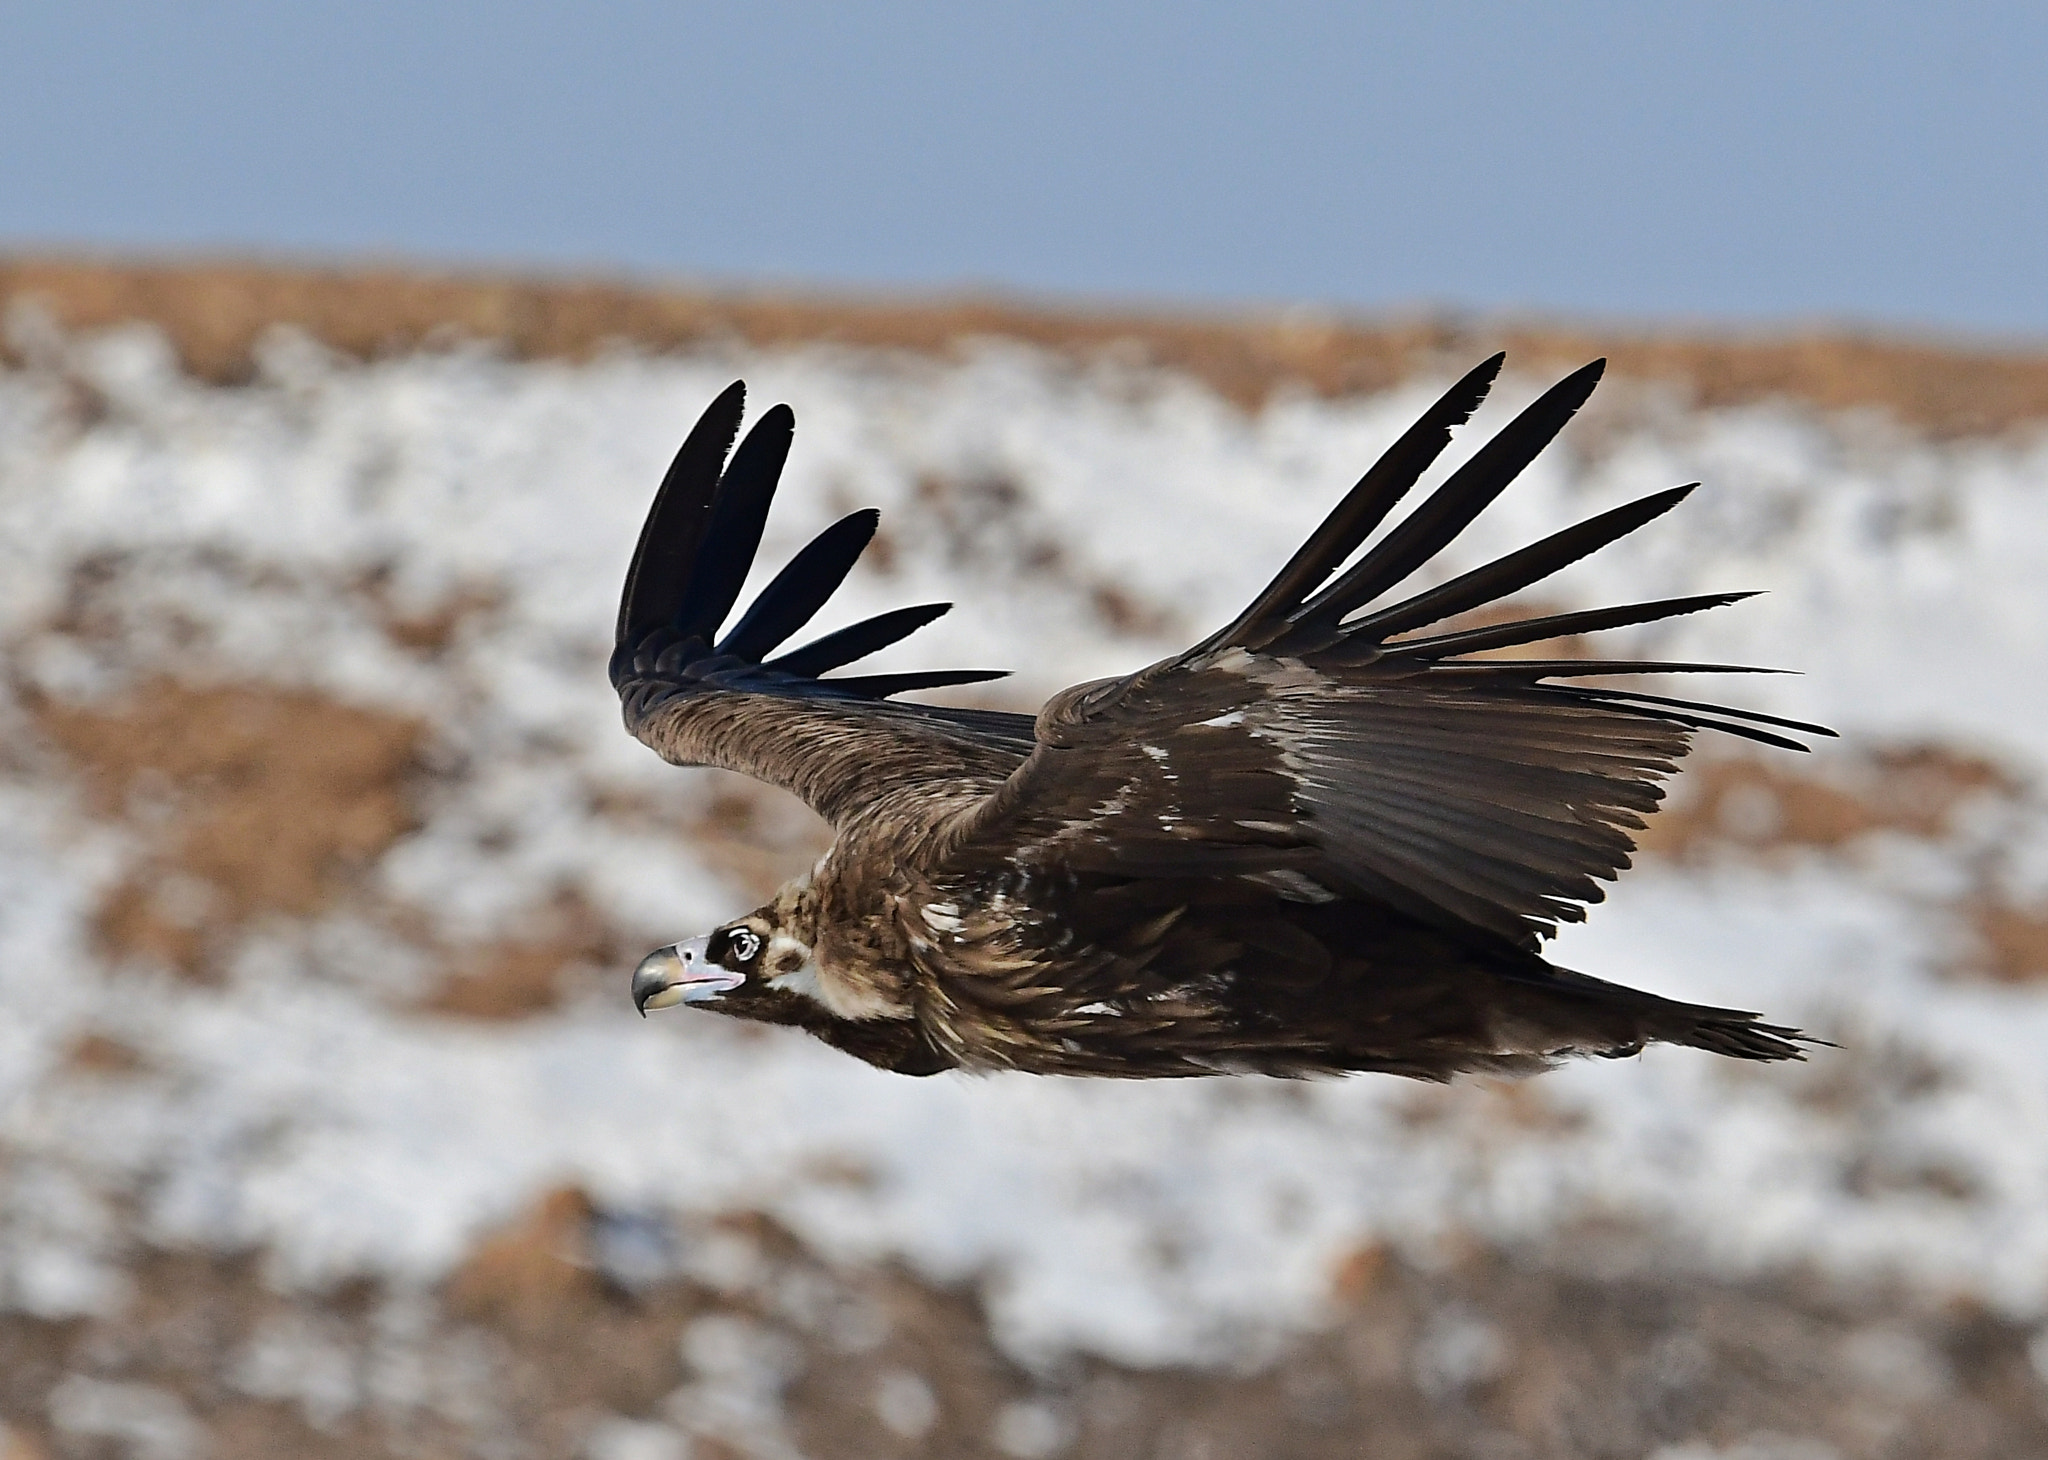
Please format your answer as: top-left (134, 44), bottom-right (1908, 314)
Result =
top-left (618, 357), bottom-right (1829, 1079)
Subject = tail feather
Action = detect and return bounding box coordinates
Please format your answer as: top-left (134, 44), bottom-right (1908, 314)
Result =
top-left (1499, 960), bottom-right (1817, 1064)
top-left (1664, 1013), bottom-right (1815, 1062)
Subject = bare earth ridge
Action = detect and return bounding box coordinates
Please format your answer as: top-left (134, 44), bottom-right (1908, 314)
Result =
top-left (6, 253), bottom-right (2048, 434)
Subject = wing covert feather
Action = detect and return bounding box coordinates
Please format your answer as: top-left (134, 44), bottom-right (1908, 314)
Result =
top-left (938, 659), bottom-right (1690, 948)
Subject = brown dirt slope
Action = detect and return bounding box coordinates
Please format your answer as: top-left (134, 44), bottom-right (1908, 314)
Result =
top-left (6, 254), bottom-right (2048, 434)
top-left (5, 1193), bottom-right (2045, 1460)
top-left (32, 679), bottom-right (423, 980)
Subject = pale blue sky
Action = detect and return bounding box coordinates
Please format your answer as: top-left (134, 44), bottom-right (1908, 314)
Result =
top-left (4, 1), bottom-right (2043, 337)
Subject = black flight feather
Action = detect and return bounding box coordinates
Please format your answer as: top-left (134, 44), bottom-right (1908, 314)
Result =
top-left (1346, 484), bottom-right (1699, 642)
top-left (1383, 593), bottom-right (1756, 659)
top-left (673, 405), bottom-right (795, 641)
top-left (765, 602), bottom-right (955, 678)
top-left (1559, 685), bottom-right (1838, 738)
top-left (615, 379), bottom-right (746, 649)
top-left (1542, 698), bottom-right (1814, 753)
top-left (613, 387), bottom-right (1010, 717)
top-left (822, 669), bottom-right (1012, 697)
top-left (1222, 353), bottom-right (1505, 650)
top-left (1275, 359), bottom-right (1607, 650)
top-left (716, 509), bottom-right (879, 661)
top-left (1429, 659), bottom-right (1787, 678)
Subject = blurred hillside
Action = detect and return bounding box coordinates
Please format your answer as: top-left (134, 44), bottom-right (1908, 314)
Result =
top-left (4, 258), bottom-right (2048, 1459)
top-left (8, 255), bottom-right (2048, 433)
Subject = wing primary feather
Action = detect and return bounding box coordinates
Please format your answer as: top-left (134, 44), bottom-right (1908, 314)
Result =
top-left (765, 602), bottom-right (954, 677)
top-left (1343, 484), bottom-right (1698, 642)
top-left (715, 508), bottom-right (879, 661)
top-left (1559, 685), bottom-right (1838, 738)
top-left (1428, 659), bottom-right (1787, 678)
top-left (823, 669), bottom-right (1011, 697)
top-left (1679, 722), bottom-right (1811, 752)
top-left (1377, 592), bottom-right (1755, 659)
top-left (1221, 353), bottom-right (1504, 650)
top-left (1543, 698), bottom-right (1815, 752)
top-left (673, 404), bottom-right (796, 641)
top-left (1279, 359), bottom-right (1608, 645)
top-left (615, 380), bottom-right (746, 649)
top-left (1652, 716), bottom-right (1813, 753)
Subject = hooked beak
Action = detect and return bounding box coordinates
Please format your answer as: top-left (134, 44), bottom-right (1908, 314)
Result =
top-left (632, 936), bottom-right (743, 1015)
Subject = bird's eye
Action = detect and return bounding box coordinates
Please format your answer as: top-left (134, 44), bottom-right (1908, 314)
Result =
top-left (725, 928), bottom-right (763, 964)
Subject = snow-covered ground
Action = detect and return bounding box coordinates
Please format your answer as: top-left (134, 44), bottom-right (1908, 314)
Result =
top-left (4, 321), bottom-right (2048, 1368)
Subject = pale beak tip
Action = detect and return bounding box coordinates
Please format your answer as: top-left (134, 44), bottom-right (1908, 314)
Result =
top-left (631, 937), bottom-right (736, 1016)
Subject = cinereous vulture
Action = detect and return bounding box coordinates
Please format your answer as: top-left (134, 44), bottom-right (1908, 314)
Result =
top-left (618, 356), bottom-right (1824, 1078)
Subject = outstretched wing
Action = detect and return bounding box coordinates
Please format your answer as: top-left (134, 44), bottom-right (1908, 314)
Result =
top-left (937, 356), bottom-right (1834, 950)
top-left (612, 382), bottom-right (1038, 829)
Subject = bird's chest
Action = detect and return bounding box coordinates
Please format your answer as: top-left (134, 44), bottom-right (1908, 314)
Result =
top-left (881, 874), bottom-right (1204, 1070)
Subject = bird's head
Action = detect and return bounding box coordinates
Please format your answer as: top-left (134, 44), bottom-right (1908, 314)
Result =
top-left (632, 883), bottom-right (820, 1017)
top-left (628, 876), bottom-right (949, 1072)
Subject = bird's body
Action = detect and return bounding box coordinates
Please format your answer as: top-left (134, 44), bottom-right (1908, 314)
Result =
top-left (620, 357), bottom-right (1825, 1078)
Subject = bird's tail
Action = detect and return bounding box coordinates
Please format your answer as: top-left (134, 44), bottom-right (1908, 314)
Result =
top-left (1497, 961), bottom-right (1817, 1064)
top-left (1644, 1005), bottom-right (1815, 1062)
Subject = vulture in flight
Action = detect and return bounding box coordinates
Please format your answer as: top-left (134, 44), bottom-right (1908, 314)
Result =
top-left (618, 356), bottom-right (1826, 1079)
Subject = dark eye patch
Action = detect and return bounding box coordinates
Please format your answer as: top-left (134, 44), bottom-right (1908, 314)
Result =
top-left (711, 926), bottom-right (764, 967)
